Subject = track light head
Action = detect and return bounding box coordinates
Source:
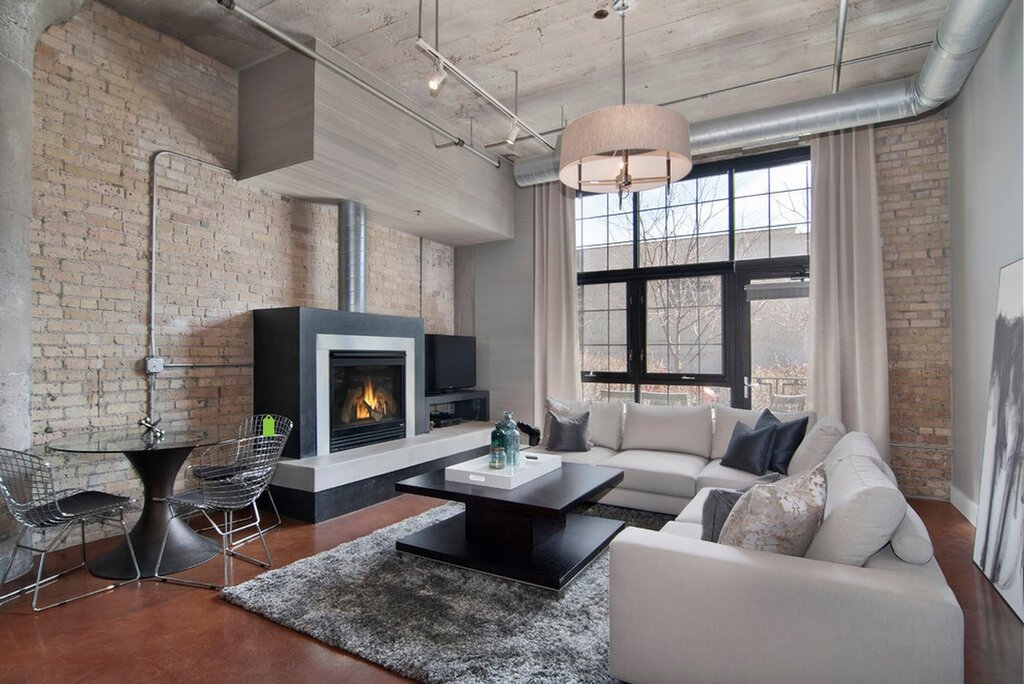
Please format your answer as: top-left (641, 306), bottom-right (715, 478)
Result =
top-left (505, 121), bottom-right (521, 146)
top-left (428, 62), bottom-right (446, 92)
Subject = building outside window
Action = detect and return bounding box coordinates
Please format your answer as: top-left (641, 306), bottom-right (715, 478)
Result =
top-left (575, 148), bottom-right (811, 411)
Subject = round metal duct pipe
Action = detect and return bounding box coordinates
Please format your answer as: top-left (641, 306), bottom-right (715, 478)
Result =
top-left (513, 0), bottom-right (1010, 187)
top-left (338, 200), bottom-right (367, 313)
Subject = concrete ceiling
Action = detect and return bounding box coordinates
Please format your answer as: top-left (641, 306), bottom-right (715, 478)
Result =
top-left (100, 0), bottom-right (948, 160)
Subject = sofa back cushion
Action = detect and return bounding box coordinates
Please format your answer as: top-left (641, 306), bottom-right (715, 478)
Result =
top-left (805, 437), bottom-right (907, 566)
top-left (621, 403), bottom-right (712, 457)
top-left (787, 417), bottom-right (846, 474)
top-left (710, 406), bottom-right (816, 461)
top-left (890, 506), bottom-right (935, 565)
top-left (589, 401), bottom-right (625, 450)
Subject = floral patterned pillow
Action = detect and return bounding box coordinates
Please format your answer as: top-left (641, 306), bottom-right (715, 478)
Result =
top-left (718, 464), bottom-right (827, 556)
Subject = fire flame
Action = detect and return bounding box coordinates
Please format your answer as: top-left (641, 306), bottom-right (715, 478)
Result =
top-left (356, 378), bottom-right (381, 420)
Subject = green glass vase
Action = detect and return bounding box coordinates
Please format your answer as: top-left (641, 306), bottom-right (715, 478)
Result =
top-left (499, 411), bottom-right (520, 467)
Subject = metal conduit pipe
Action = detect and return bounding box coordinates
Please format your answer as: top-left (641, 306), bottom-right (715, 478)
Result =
top-left (214, 0), bottom-right (501, 169)
top-left (512, 0), bottom-right (1011, 186)
top-left (338, 200), bottom-right (367, 313)
top-left (147, 151), bottom-right (236, 419)
top-left (831, 0), bottom-right (850, 93)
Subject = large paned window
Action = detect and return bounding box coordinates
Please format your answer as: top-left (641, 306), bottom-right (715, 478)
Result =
top-left (576, 148), bottom-right (811, 409)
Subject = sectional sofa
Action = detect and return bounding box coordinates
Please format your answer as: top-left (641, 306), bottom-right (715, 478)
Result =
top-left (529, 400), bottom-right (817, 514)
top-left (527, 400), bottom-right (965, 684)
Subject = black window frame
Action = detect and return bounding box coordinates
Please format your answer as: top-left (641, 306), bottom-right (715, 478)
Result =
top-left (576, 147), bottom-right (811, 408)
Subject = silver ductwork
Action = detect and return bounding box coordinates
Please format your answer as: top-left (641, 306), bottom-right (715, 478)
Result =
top-left (513, 0), bottom-right (1010, 187)
top-left (338, 199), bottom-right (367, 313)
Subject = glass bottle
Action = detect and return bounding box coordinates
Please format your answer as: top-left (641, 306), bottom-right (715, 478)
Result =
top-left (490, 423), bottom-right (506, 469)
top-left (499, 411), bottom-right (520, 467)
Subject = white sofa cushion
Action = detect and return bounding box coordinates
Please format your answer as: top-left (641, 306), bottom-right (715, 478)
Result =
top-left (601, 449), bottom-right (707, 499)
top-left (525, 445), bottom-right (615, 466)
top-left (787, 416), bottom-right (846, 474)
top-left (718, 464), bottom-right (827, 556)
top-left (891, 507), bottom-right (935, 565)
top-left (588, 401), bottom-right (625, 449)
top-left (542, 398), bottom-right (591, 447)
top-left (621, 403), bottom-right (712, 457)
top-left (659, 520), bottom-right (703, 539)
top-left (710, 406), bottom-right (817, 461)
top-left (805, 447), bottom-right (907, 566)
top-left (697, 460), bottom-right (763, 491)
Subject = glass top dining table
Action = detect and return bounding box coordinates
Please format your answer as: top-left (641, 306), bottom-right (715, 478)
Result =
top-left (46, 426), bottom-right (236, 580)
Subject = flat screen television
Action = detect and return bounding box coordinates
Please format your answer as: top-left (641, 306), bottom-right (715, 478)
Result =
top-left (425, 334), bottom-right (476, 393)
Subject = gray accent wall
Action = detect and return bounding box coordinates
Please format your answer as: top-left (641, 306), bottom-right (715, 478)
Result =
top-left (948, 0), bottom-right (1024, 522)
top-left (455, 186), bottom-right (536, 424)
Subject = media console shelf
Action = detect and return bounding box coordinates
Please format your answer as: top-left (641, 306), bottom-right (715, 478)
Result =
top-left (425, 389), bottom-right (490, 425)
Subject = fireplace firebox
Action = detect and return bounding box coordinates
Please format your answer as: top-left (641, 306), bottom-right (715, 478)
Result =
top-left (329, 350), bottom-right (407, 451)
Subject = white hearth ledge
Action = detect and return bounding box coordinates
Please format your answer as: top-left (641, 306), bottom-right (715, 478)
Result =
top-left (273, 422), bottom-right (492, 492)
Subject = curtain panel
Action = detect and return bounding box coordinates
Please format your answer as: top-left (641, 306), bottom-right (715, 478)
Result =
top-left (533, 182), bottom-right (582, 425)
top-left (809, 127), bottom-right (891, 458)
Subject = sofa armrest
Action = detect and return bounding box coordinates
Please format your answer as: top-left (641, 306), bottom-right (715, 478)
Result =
top-left (609, 528), bottom-right (963, 684)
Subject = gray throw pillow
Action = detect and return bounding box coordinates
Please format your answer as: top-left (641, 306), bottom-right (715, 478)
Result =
top-left (546, 411), bottom-right (591, 452)
top-left (701, 489), bottom-right (743, 542)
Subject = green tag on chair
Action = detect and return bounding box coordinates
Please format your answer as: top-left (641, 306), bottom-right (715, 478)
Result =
top-left (262, 416), bottom-right (275, 437)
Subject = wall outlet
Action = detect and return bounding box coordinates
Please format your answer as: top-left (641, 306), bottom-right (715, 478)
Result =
top-left (145, 356), bottom-right (165, 373)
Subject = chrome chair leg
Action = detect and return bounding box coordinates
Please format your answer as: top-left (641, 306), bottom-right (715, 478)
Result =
top-left (0, 527), bottom-right (28, 588)
top-left (154, 508), bottom-right (220, 591)
top-left (225, 507), bottom-right (272, 569)
top-left (28, 510), bottom-right (141, 612)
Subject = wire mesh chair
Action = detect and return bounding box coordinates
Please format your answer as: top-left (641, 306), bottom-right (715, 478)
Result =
top-left (154, 433), bottom-right (286, 589)
top-left (0, 447), bottom-right (140, 611)
top-left (192, 414), bottom-right (292, 541)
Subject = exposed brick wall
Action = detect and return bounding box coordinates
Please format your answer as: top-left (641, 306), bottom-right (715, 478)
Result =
top-left (25, 3), bottom-right (454, 539)
top-left (875, 113), bottom-right (952, 499)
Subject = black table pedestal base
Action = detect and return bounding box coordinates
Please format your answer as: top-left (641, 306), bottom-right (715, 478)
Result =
top-left (396, 512), bottom-right (624, 592)
top-left (89, 446), bottom-right (220, 580)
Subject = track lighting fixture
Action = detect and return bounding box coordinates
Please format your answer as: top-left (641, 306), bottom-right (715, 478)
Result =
top-left (428, 60), bottom-right (446, 92)
top-left (505, 121), bottom-right (521, 146)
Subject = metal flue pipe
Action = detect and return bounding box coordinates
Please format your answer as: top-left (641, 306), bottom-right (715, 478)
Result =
top-left (513, 0), bottom-right (1011, 186)
top-left (338, 200), bottom-right (367, 313)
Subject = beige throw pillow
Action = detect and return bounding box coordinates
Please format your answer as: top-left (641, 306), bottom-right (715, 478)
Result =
top-left (787, 417), bottom-right (846, 474)
top-left (718, 464), bottom-right (827, 556)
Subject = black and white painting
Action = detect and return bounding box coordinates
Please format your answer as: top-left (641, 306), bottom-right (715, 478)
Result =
top-left (973, 258), bottom-right (1023, 621)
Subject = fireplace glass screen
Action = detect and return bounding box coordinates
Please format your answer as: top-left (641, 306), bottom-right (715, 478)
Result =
top-left (329, 351), bottom-right (406, 451)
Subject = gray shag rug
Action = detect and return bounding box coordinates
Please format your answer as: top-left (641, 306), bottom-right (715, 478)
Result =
top-left (221, 503), bottom-right (672, 684)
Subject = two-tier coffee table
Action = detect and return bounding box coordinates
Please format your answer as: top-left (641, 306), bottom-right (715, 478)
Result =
top-left (395, 463), bottom-right (624, 592)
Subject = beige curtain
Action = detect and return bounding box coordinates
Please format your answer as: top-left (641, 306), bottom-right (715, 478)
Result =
top-left (809, 127), bottom-right (890, 458)
top-left (533, 182), bottom-right (581, 425)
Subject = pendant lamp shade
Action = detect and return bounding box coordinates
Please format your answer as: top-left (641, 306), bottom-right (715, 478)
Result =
top-left (558, 104), bottom-right (692, 193)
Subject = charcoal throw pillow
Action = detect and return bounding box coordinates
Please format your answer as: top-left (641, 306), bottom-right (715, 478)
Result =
top-left (701, 489), bottom-right (744, 542)
top-left (546, 411), bottom-right (591, 452)
top-left (718, 464), bottom-right (827, 556)
top-left (756, 409), bottom-right (810, 474)
top-left (720, 421), bottom-right (777, 475)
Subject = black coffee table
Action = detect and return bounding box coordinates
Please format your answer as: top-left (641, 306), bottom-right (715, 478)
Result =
top-left (395, 463), bottom-right (624, 592)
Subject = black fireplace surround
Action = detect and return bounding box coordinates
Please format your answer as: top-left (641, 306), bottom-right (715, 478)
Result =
top-left (253, 307), bottom-right (428, 460)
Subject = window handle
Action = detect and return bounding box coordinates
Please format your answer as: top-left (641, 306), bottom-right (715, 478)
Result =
top-left (743, 376), bottom-right (761, 399)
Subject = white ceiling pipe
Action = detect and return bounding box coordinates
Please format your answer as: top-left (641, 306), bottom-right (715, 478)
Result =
top-left (513, 0), bottom-right (1010, 187)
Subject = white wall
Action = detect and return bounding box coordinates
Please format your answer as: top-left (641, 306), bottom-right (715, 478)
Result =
top-left (456, 186), bottom-right (536, 424)
top-left (948, 0), bottom-right (1024, 523)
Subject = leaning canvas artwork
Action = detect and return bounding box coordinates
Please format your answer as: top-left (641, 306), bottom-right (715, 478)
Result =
top-left (973, 258), bottom-right (1024, 622)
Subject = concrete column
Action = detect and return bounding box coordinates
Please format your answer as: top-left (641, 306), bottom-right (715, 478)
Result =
top-left (0, 0), bottom-right (85, 580)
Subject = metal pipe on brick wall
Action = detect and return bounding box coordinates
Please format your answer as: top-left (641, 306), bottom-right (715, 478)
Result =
top-left (147, 151), bottom-right (236, 418)
top-left (512, 0), bottom-right (1011, 186)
